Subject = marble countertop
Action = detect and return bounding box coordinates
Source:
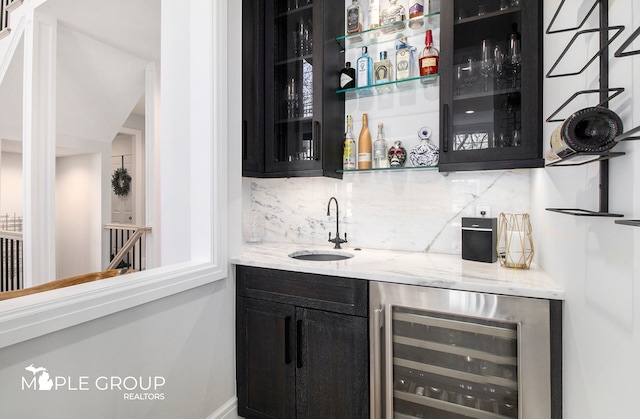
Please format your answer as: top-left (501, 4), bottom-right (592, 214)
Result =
top-left (230, 242), bottom-right (565, 300)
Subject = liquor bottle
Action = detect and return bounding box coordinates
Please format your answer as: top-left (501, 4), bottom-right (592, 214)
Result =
top-left (380, 0), bottom-right (406, 34)
top-left (419, 29), bottom-right (439, 84)
top-left (373, 123), bottom-right (389, 168)
top-left (408, 0), bottom-right (425, 29)
top-left (374, 51), bottom-right (393, 93)
top-left (343, 115), bottom-right (357, 170)
top-left (358, 114), bottom-right (372, 169)
top-left (340, 62), bottom-right (356, 89)
top-left (395, 36), bottom-right (415, 82)
top-left (356, 46), bottom-right (373, 87)
top-left (369, 0), bottom-right (380, 31)
top-left (346, 0), bottom-right (363, 34)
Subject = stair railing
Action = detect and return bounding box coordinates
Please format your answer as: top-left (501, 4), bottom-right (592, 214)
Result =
top-left (1, 230), bottom-right (23, 292)
top-left (105, 223), bottom-right (151, 271)
top-left (0, 0), bottom-right (23, 39)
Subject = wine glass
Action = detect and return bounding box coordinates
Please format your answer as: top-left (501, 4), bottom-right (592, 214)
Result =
top-left (479, 40), bottom-right (492, 92)
top-left (493, 44), bottom-right (504, 89)
top-left (455, 65), bottom-right (464, 95)
top-left (506, 25), bottom-right (521, 88)
top-left (285, 78), bottom-right (298, 119)
top-left (462, 58), bottom-right (478, 91)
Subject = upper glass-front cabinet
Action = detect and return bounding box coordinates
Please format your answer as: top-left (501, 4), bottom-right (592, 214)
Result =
top-left (242, 0), bottom-right (345, 178)
top-left (438, 0), bottom-right (543, 172)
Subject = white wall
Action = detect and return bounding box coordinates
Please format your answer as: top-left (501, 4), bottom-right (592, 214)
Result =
top-left (55, 153), bottom-right (102, 279)
top-left (0, 151), bottom-right (23, 217)
top-left (0, 1), bottom-right (241, 418)
top-left (532, 0), bottom-right (640, 418)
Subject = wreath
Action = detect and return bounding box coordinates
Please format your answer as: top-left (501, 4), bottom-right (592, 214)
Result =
top-left (111, 167), bottom-right (132, 197)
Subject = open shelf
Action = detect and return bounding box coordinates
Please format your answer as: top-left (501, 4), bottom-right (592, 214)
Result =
top-left (336, 12), bottom-right (440, 50)
top-left (337, 74), bottom-right (439, 99)
top-left (338, 165), bottom-right (438, 174)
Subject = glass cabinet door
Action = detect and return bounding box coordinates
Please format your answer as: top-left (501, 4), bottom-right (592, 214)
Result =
top-left (439, 0), bottom-right (543, 171)
top-left (391, 306), bottom-right (519, 418)
top-left (266, 0), bottom-right (322, 173)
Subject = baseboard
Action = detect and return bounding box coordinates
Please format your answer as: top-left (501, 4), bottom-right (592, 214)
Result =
top-left (207, 396), bottom-right (238, 419)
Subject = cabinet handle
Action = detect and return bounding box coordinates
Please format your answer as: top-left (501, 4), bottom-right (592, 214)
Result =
top-left (284, 316), bottom-right (292, 365)
top-left (296, 319), bottom-right (303, 369)
top-left (442, 104), bottom-right (449, 153)
top-left (371, 307), bottom-right (384, 419)
top-left (242, 120), bottom-right (248, 160)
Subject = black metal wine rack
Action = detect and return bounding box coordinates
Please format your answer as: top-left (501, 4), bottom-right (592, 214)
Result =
top-left (544, 0), bottom-right (639, 220)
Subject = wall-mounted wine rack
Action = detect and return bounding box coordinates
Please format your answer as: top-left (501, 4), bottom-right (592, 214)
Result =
top-left (544, 0), bottom-right (640, 221)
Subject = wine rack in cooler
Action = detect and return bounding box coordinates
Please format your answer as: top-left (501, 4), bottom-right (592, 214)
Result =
top-left (391, 307), bottom-right (519, 419)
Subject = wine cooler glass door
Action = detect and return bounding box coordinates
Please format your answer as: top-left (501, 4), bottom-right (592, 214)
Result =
top-left (370, 282), bottom-right (557, 419)
top-left (390, 306), bottom-right (519, 419)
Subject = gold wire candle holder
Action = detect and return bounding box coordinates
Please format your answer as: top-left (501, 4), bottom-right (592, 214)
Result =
top-left (497, 213), bottom-right (534, 269)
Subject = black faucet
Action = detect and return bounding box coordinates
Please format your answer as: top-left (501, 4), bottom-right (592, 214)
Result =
top-left (327, 197), bottom-right (347, 249)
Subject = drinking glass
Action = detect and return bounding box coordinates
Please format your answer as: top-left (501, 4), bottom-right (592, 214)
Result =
top-left (477, 4), bottom-right (487, 15)
top-left (500, 0), bottom-right (509, 10)
top-left (512, 129), bottom-right (521, 147)
top-left (455, 65), bottom-right (464, 95)
top-left (479, 40), bottom-right (492, 91)
top-left (462, 58), bottom-right (478, 91)
top-left (493, 44), bottom-right (504, 89)
top-left (506, 29), bottom-right (521, 88)
top-left (285, 78), bottom-right (298, 119)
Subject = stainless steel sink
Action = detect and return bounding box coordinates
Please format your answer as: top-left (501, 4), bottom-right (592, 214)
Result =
top-left (288, 249), bottom-right (354, 261)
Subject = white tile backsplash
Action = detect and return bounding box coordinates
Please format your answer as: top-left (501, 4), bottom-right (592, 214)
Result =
top-left (243, 169), bottom-right (531, 254)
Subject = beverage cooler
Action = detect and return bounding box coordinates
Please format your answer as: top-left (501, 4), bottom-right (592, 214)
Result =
top-left (370, 282), bottom-right (562, 419)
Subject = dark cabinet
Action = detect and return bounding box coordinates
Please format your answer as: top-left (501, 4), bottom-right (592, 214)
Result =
top-left (236, 266), bottom-right (369, 419)
top-left (439, 0), bottom-right (544, 172)
top-left (242, 0), bottom-right (345, 179)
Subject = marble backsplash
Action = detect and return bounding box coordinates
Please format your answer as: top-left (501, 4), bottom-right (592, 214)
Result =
top-left (242, 169), bottom-right (531, 254)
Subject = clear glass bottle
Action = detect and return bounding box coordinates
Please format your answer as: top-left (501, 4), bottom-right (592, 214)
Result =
top-left (374, 51), bottom-right (393, 93)
top-left (395, 36), bottom-right (415, 82)
top-left (380, 0), bottom-right (406, 34)
top-left (419, 29), bottom-right (439, 84)
top-left (343, 115), bottom-right (357, 170)
top-left (408, 0), bottom-right (425, 29)
top-left (373, 123), bottom-right (389, 168)
top-left (346, 0), bottom-right (363, 34)
top-left (356, 46), bottom-right (373, 87)
top-left (368, 0), bottom-right (380, 31)
top-left (358, 114), bottom-right (372, 169)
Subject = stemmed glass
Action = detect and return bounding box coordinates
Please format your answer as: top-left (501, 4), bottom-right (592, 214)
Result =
top-left (506, 25), bottom-right (521, 88)
top-left (285, 78), bottom-right (298, 119)
top-left (462, 58), bottom-right (478, 92)
top-left (493, 44), bottom-right (504, 90)
top-left (479, 40), bottom-right (492, 92)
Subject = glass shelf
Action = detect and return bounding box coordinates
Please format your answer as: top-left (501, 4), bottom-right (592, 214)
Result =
top-left (336, 12), bottom-right (440, 50)
top-left (455, 6), bottom-right (521, 26)
top-left (337, 74), bottom-right (439, 99)
top-left (338, 165), bottom-right (438, 174)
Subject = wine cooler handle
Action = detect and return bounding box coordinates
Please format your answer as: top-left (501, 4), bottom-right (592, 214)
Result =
top-left (312, 121), bottom-right (320, 160)
top-left (442, 104), bottom-right (449, 153)
top-left (296, 319), bottom-right (303, 369)
top-left (372, 307), bottom-right (384, 419)
top-left (242, 120), bottom-right (248, 160)
top-left (284, 316), bottom-right (292, 365)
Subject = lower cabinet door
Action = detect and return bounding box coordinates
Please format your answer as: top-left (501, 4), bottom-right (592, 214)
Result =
top-left (296, 307), bottom-right (369, 419)
top-left (237, 297), bottom-right (296, 419)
